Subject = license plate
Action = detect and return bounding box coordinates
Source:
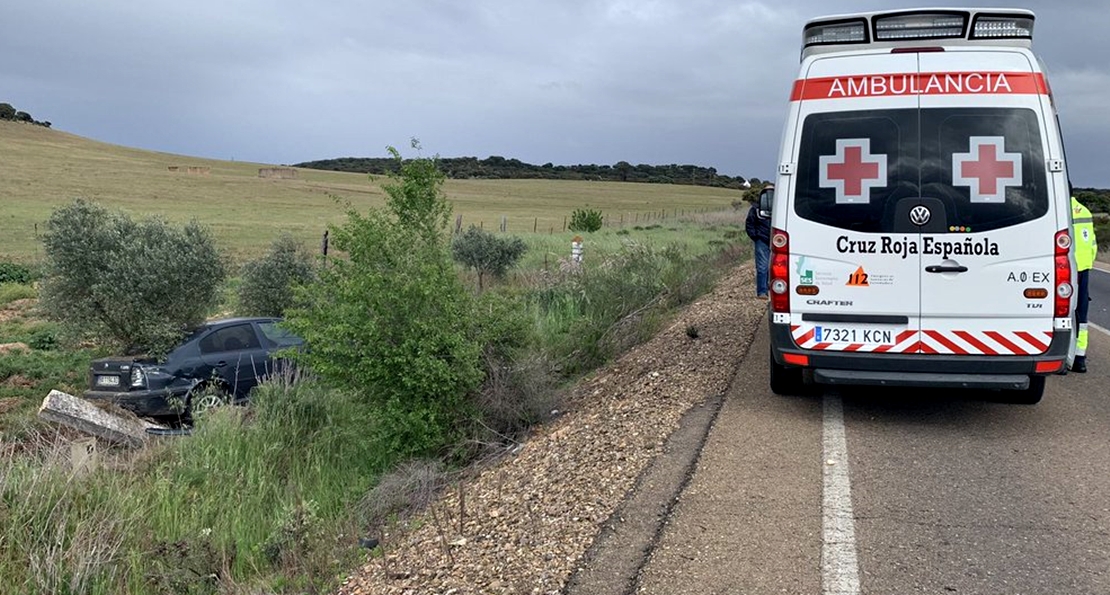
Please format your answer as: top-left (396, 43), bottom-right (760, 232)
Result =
top-left (815, 326), bottom-right (897, 345)
top-left (95, 375), bottom-right (121, 387)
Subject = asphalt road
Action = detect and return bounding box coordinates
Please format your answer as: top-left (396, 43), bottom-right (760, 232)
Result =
top-left (1088, 266), bottom-right (1110, 331)
top-left (636, 322), bottom-right (1110, 594)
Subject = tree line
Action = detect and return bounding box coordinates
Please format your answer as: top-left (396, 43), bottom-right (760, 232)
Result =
top-left (294, 155), bottom-right (758, 189)
top-left (0, 102), bottom-right (50, 127)
top-left (1074, 187), bottom-right (1110, 215)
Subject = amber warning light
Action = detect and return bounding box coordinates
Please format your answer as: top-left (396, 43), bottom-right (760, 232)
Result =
top-left (1024, 288), bottom-right (1049, 299)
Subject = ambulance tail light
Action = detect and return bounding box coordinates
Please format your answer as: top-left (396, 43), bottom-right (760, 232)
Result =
top-left (1035, 360), bottom-right (1063, 374)
top-left (1054, 229), bottom-right (1073, 318)
top-left (783, 353), bottom-right (809, 366)
top-left (970, 14), bottom-right (1034, 39)
top-left (873, 12), bottom-right (966, 41)
top-left (770, 229), bottom-right (790, 313)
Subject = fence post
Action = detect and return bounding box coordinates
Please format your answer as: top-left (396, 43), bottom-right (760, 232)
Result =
top-left (321, 229), bottom-right (329, 257)
top-left (534, 217), bottom-right (537, 233)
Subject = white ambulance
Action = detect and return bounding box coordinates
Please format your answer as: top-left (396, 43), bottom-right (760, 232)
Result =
top-left (767, 8), bottom-right (1074, 403)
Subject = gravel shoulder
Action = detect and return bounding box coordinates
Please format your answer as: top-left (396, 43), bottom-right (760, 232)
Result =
top-left (339, 263), bottom-right (768, 595)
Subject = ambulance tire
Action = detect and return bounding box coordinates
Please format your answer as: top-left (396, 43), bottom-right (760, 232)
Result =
top-left (1008, 375), bottom-right (1045, 405)
top-left (770, 349), bottom-right (806, 396)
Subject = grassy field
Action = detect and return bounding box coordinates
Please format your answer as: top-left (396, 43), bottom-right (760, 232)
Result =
top-left (0, 121), bottom-right (741, 263)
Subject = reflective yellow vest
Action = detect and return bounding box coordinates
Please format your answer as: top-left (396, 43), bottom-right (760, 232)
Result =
top-left (1072, 197), bottom-right (1097, 271)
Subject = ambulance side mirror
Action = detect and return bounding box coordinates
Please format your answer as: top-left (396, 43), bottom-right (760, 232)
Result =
top-left (759, 188), bottom-right (774, 218)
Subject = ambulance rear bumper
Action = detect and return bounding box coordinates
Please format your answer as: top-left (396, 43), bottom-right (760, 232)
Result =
top-left (769, 324), bottom-right (1070, 387)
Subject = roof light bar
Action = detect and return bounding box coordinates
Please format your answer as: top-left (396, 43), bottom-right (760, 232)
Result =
top-left (874, 12), bottom-right (967, 40)
top-left (971, 15), bottom-right (1034, 39)
top-left (804, 19), bottom-right (868, 47)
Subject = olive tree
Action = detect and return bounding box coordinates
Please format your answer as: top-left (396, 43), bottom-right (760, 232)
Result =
top-left (451, 226), bottom-right (526, 291)
top-left (39, 199), bottom-right (226, 354)
top-left (238, 233), bottom-right (315, 317)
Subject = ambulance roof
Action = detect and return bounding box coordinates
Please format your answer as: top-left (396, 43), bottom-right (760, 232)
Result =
top-left (802, 8), bottom-right (1035, 61)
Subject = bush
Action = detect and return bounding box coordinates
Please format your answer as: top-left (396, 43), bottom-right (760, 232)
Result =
top-left (0, 261), bottom-right (37, 285)
top-left (38, 199), bottom-right (227, 355)
top-left (568, 208), bottom-right (603, 233)
top-left (532, 242), bottom-right (719, 375)
top-left (27, 324), bottom-right (59, 351)
top-left (451, 226), bottom-right (526, 291)
top-left (238, 233), bottom-right (315, 317)
top-left (285, 144), bottom-right (483, 460)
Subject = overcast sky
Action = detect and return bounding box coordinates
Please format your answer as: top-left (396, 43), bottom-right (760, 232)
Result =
top-left (3, 1), bottom-right (1108, 185)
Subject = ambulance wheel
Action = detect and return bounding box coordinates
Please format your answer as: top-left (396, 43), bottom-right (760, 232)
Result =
top-left (1009, 375), bottom-right (1045, 405)
top-left (770, 349), bottom-right (805, 395)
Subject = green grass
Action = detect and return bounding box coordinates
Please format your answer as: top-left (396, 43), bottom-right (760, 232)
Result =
top-left (0, 282), bottom-right (36, 307)
top-left (0, 380), bottom-right (377, 594)
top-left (0, 120), bottom-right (739, 264)
top-left (0, 289), bottom-right (96, 431)
top-left (510, 212), bottom-right (746, 270)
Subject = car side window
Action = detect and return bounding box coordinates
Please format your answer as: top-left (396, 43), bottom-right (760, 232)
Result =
top-left (257, 321), bottom-right (302, 348)
top-left (199, 324), bottom-right (262, 354)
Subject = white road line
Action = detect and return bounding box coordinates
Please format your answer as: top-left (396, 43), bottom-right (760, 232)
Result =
top-left (1091, 321), bottom-right (1110, 338)
top-left (822, 395), bottom-right (861, 595)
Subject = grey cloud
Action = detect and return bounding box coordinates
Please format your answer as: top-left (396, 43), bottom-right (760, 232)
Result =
top-left (1, 0), bottom-right (1107, 184)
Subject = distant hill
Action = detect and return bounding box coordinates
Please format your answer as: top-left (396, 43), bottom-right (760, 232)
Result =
top-left (0, 120), bottom-right (746, 263)
top-left (293, 156), bottom-right (755, 189)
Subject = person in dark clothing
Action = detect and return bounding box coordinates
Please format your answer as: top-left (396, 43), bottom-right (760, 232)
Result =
top-left (745, 184), bottom-right (773, 298)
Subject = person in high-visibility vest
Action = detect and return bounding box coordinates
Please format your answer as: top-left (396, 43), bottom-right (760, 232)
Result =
top-left (1071, 195), bottom-right (1098, 373)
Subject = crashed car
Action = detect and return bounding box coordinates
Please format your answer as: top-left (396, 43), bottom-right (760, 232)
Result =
top-left (84, 317), bottom-right (303, 418)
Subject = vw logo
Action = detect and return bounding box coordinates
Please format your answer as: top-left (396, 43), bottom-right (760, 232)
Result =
top-left (909, 205), bottom-right (931, 226)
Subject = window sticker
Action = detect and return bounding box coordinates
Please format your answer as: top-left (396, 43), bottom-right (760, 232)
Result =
top-left (819, 138), bottom-right (888, 204)
top-left (952, 136), bottom-right (1022, 203)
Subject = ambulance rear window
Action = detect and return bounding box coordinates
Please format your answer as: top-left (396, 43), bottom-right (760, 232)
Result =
top-left (795, 107), bottom-right (1048, 233)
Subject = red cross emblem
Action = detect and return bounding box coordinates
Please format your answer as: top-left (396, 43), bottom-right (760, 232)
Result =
top-left (952, 136), bottom-right (1022, 203)
top-left (819, 139), bottom-right (887, 204)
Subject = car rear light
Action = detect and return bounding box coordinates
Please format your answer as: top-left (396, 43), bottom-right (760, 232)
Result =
top-left (770, 228), bottom-right (790, 313)
top-left (1054, 229), bottom-right (1072, 318)
top-left (783, 353), bottom-right (810, 366)
top-left (130, 366), bottom-right (146, 388)
top-left (1035, 360), bottom-right (1063, 374)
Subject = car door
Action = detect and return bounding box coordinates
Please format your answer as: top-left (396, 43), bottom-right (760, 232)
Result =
top-left (198, 323), bottom-right (268, 397)
top-left (787, 52), bottom-right (923, 354)
top-left (915, 50), bottom-right (1055, 355)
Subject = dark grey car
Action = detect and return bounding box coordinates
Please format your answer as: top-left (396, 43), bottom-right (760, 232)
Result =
top-left (84, 317), bottom-right (303, 418)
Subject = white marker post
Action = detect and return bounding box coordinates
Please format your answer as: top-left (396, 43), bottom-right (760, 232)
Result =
top-left (571, 235), bottom-right (584, 265)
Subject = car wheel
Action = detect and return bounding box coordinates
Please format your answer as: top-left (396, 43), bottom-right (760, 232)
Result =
top-left (1008, 375), bottom-right (1045, 405)
top-left (188, 383), bottom-right (230, 416)
top-left (770, 348), bottom-right (806, 395)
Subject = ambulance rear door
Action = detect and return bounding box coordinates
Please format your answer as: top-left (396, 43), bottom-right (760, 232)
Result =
top-left (788, 52), bottom-right (923, 355)
top-left (915, 50), bottom-right (1055, 357)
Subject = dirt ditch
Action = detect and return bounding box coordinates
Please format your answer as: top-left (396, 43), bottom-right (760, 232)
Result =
top-left (339, 263), bottom-right (768, 595)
